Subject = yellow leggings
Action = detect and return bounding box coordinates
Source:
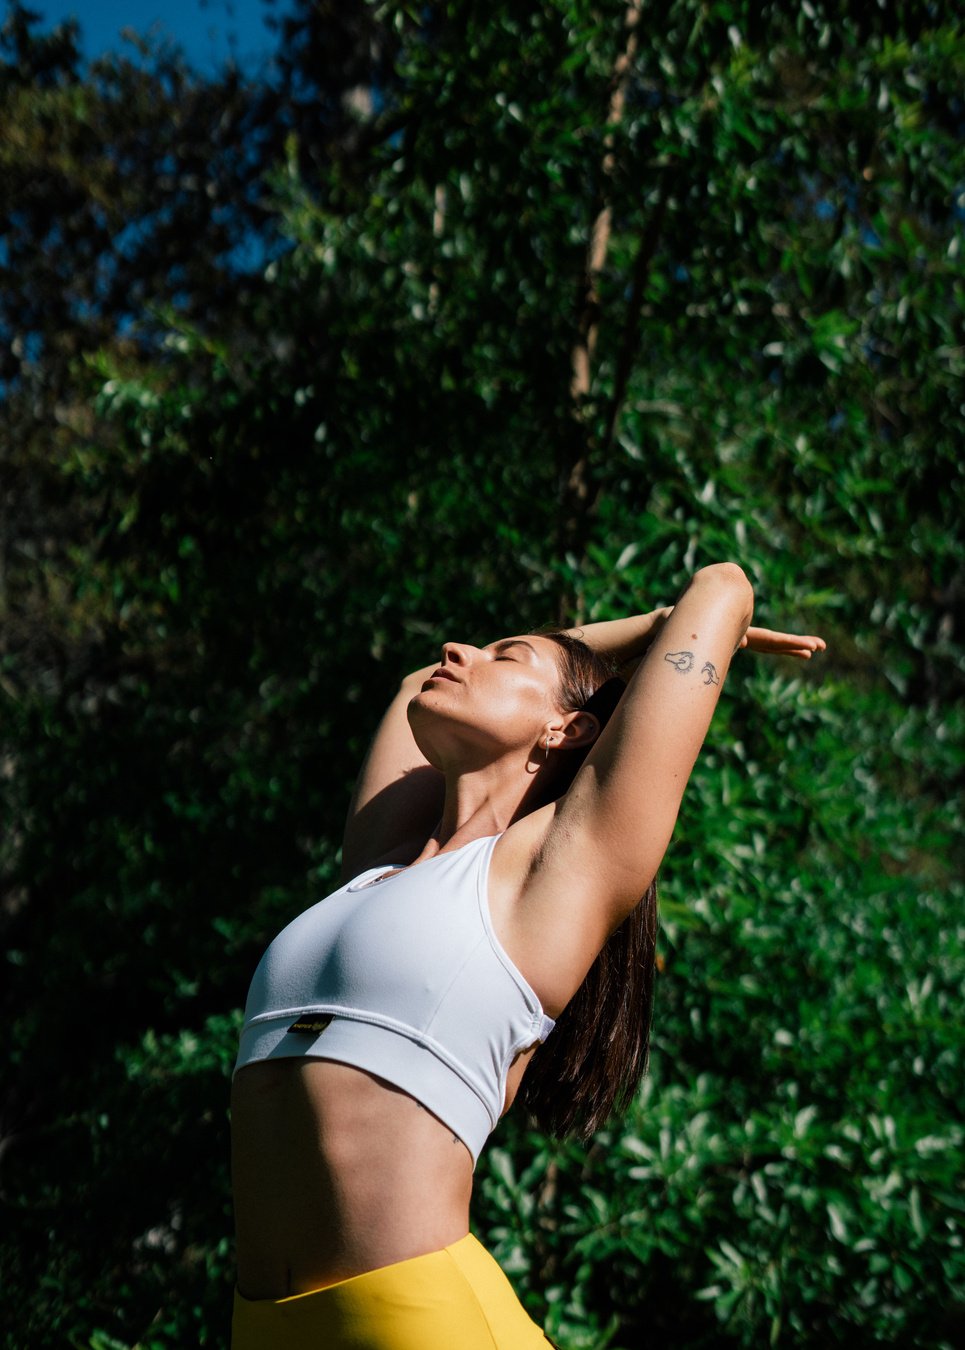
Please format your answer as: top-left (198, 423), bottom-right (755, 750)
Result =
top-left (231, 1233), bottom-right (555, 1349)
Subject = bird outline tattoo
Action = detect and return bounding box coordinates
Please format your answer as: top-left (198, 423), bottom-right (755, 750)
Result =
top-left (664, 651), bottom-right (695, 673)
top-left (664, 651), bottom-right (720, 686)
top-left (701, 661), bottom-right (720, 685)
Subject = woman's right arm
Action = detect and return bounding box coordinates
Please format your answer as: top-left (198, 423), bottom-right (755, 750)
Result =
top-left (568, 609), bottom-right (825, 671)
top-left (563, 608), bottom-right (673, 678)
top-left (340, 663), bottom-right (445, 882)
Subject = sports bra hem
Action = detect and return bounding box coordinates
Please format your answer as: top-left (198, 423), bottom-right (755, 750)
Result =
top-left (236, 1002), bottom-right (500, 1107)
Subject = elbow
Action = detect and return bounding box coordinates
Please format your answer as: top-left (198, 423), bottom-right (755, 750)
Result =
top-left (693, 562), bottom-right (754, 617)
top-left (695, 561), bottom-right (753, 592)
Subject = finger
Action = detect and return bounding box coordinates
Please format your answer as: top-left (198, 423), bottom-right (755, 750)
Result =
top-left (746, 628), bottom-right (825, 650)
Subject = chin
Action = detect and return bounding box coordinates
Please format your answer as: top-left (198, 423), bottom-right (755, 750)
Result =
top-left (407, 693), bottom-right (447, 750)
top-left (407, 687), bottom-right (441, 722)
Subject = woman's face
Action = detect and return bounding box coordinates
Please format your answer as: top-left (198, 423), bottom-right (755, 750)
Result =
top-left (407, 634), bottom-right (567, 766)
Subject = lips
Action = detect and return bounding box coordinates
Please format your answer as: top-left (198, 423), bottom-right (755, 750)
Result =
top-left (427, 668), bottom-right (460, 684)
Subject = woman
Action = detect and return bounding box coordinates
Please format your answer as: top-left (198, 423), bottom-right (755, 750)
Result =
top-left (231, 565), bottom-right (824, 1348)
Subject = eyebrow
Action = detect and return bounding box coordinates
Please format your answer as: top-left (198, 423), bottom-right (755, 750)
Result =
top-left (492, 639), bottom-right (539, 657)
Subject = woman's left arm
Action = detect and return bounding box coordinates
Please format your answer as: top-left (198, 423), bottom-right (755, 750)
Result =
top-left (525, 565), bottom-right (756, 948)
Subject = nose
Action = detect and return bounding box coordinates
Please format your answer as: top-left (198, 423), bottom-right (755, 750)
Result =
top-left (440, 641), bottom-right (474, 667)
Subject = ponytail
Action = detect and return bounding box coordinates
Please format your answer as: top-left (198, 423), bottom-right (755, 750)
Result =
top-left (519, 879), bottom-right (656, 1137)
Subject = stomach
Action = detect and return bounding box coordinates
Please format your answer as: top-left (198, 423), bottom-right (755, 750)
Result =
top-left (230, 1058), bottom-right (474, 1299)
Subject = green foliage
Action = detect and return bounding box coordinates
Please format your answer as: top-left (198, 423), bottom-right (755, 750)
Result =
top-left (474, 673), bottom-right (962, 1348)
top-left (1, 0), bottom-right (962, 1346)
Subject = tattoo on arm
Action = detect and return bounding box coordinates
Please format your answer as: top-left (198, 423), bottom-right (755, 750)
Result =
top-left (664, 650), bottom-right (694, 673)
top-left (664, 650), bottom-right (720, 686)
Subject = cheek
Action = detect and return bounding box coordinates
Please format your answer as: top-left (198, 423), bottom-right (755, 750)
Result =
top-left (491, 677), bottom-right (555, 727)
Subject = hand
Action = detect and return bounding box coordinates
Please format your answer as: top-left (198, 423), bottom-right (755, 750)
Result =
top-left (739, 627), bottom-right (826, 660)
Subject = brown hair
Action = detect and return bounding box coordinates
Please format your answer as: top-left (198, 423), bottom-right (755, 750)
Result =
top-left (518, 631), bottom-right (658, 1137)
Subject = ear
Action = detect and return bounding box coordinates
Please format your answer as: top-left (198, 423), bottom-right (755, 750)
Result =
top-left (554, 709), bottom-right (600, 750)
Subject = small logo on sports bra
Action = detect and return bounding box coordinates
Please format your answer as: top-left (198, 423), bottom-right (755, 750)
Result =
top-left (287, 1014), bottom-right (333, 1035)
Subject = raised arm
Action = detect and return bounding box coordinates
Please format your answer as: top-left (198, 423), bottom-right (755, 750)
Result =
top-left (520, 565), bottom-right (755, 960)
top-left (340, 663), bottom-right (445, 881)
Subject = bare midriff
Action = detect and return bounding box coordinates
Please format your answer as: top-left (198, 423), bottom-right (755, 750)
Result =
top-left (230, 1059), bottom-right (475, 1300)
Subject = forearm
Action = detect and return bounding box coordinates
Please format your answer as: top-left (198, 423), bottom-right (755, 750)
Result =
top-left (562, 608), bottom-right (673, 678)
top-left (562, 561), bottom-right (823, 675)
top-left (401, 662), bottom-right (439, 692)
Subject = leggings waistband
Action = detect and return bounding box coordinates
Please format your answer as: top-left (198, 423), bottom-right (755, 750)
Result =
top-left (231, 1233), bottom-right (554, 1349)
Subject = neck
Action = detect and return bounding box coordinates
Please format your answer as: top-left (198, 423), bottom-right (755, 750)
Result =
top-left (415, 754), bottom-right (546, 862)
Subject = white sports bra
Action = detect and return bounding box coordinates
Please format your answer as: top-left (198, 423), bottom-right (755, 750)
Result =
top-left (233, 833), bottom-right (555, 1163)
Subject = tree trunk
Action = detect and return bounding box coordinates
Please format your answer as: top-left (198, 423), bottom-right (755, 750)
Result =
top-left (558, 0), bottom-right (644, 621)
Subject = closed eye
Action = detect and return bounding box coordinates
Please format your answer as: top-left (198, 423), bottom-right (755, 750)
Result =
top-left (491, 638), bottom-right (537, 660)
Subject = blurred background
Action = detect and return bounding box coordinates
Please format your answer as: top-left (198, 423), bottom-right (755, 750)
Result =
top-left (1, 1), bottom-right (962, 1345)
